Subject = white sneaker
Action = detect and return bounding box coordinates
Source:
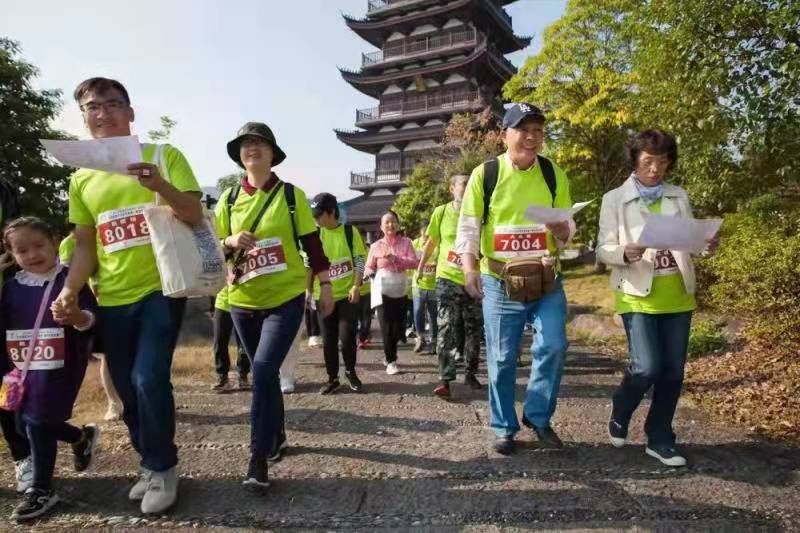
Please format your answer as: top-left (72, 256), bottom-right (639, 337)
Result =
top-left (128, 469), bottom-right (152, 501)
top-left (141, 467), bottom-right (179, 514)
top-left (307, 336), bottom-right (323, 347)
top-left (280, 376), bottom-right (296, 394)
top-left (386, 362), bottom-right (400, 375)
top-left (14, 457), bottom-right (33, 494)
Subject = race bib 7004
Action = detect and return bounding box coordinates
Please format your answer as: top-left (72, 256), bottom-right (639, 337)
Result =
top-left (493, 225), bottom-right (547, 259)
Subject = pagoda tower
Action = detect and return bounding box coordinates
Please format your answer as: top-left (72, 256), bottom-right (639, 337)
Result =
top-left (336, 0), bottom-right (530, 236)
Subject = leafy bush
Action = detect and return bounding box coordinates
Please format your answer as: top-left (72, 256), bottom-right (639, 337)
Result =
top-left (698, 194), bottom-right (800, 353)
top-left (687, 319), bottom-right (727, 358)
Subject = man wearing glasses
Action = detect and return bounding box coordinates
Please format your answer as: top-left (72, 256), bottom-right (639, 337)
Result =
top-left (51, 77), bottom-right (203, 514)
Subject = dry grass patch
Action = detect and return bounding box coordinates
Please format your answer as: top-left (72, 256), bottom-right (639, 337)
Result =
top-left (561, 264), bottom-right (615, 316)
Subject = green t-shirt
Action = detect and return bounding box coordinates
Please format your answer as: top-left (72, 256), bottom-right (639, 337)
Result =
top-left (427, 202), bottom-right (465, 286)
top-left (461, 154), bottom-right (573, 279)
top-left (313, 224), bottom-right (368, 301)
top-left (616, 199), bottom-right (696, 315)
top-left (215, 182), bottom-right (316, 310)
top-left (68, 143), bottom-right (200, 306)
top-left (412, 236), bottom-right (437, 291)
top-left (59, 234), bottom-right (76, 265)
top-left (215, 285), bottom-right (232, 312)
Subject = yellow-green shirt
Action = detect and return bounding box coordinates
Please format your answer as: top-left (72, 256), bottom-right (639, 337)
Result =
top-left (427, 202), bottom-right (465, 286)
top-left (461, 154), bottom-right (573, 279)
top-left (59, 234), bottom-right (76, 265)
top-left (615, 199), bottom-right (696, 314)
top-left (68, 143), bottom-right (200, 306)
top-left (215, 182), bottom-right (316, 310)
top-left (313, 224), bottom-right (368, 301)
top-left (412, 236), bottom-right (437, 291)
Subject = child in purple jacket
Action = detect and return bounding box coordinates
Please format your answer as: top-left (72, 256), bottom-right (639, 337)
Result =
top-left (1, 217), bottom-right (99, 521)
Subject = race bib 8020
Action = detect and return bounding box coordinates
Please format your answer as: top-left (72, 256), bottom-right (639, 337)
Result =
top-left (7, 328), bottom-right (66, 371)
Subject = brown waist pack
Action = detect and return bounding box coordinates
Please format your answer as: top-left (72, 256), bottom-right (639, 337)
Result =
top-left (496, 258), bottom-right (557, 303)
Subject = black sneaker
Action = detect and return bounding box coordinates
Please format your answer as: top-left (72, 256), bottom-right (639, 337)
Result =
top-left (492, 436), bottom-right (515, 456)
top-left (268, 439), bottom-right (288, 463)
top-left (72, 424), bottom-right (99, 472)
top-left (345, 371), bottom-right (363, 392)
top-left (11, 488), bottom-right (60, 521)
top-left (211, 375), bottom-right (230, 393)
top-left (319, 380), bottom-right (341, 395)
top-left (646, 443), bottom-right (687, 467)
top-left (242, 453), bottom-right (270, 490)
top-left (533, 426), bottom-right (564, 449)
top-left (464, 374), bottom-right (482, 390)
top-left (608, 418), bottom-right (628, 448)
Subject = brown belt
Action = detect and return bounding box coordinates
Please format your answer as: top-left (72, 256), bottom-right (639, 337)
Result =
top-left (487, 258), bottom-right (506, 276)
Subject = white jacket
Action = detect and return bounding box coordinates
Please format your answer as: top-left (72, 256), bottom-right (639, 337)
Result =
top-left (597, 177), bottom-right (696, 297)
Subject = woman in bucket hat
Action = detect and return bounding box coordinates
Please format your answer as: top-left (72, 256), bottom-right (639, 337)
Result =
top-left (216, 122), bottom-right (333, 490)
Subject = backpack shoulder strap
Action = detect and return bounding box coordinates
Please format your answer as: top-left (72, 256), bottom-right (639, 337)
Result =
top-left (537, 156), bottom-right (557, 207)
top-left (225, 184), bottom-right (240, 235)
top-left (344, 224), bottom-right (354, 258)
top-left (481, 158), bottom-right (500, 225)
top-left (283, 182), bottom-right (300, 251)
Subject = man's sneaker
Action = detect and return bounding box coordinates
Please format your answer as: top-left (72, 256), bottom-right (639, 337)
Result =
top-left (128, 469), bottom-right (152, 501)
top-left (307, 336), bottom-right (323, 347)
top-left (533, 425), bottom-right (564, 449)
top-left (345, 371), bottom-right (363, 392)
top-left (243, 453), bottom-right (270, 490)
top-left (280, 376), bottom-right (296, 394)
top-left (268, 439), bottom-right (288, 463)
top-left (433, 382), bottom-right (451, 399)
top-left (211, 375), bottom-right (230, 393)
top-left (140, 467), bottom-right (179, 514)
top-left (492, 436), bottom-right (515, 456)
top-left (413, 337), bottom-right (425, 353)
top-left (319, 380), bottom-right (340, 395)
top-left (14, 457), bottom-right (33, 494)
top-left (608, 418), bottom-right (628, 448)
top-left (72, 424), bottom-right (99, 472)
top-left (646, 444), bottom-right (687, 467)
top-left (406, 327), bottom-right (416, 339)
top-left (386, 362), bottom-right (400, 375)
top-left (11, 488), bottom-right (59, 521)
top-left (464, 374), bottom-right (482, 390)
top-left (237, 374), bottom-right (251, 391)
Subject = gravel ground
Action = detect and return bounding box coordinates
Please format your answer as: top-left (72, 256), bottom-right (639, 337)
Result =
top-left (1, 332), bottom-right (798, 531)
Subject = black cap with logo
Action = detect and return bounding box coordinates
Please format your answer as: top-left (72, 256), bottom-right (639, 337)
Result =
top-left (502, 103), bottom-right (546, 129)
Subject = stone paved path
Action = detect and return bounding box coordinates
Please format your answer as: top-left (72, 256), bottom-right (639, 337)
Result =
top-left (2, 335), bottom-right (800, 531)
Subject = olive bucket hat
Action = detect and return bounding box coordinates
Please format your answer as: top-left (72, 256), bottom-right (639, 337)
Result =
top-left (226, 122), bottom-right (287, 168)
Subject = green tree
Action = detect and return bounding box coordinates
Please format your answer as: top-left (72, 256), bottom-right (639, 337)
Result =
top-left (216, 172), bottom-right (243, 195)
top-left (0, 38), bottom-right (72, 227)
top-left (147, 115), bottom-right (178, 143)
top-left (391, 162), bottom-right (448, 234)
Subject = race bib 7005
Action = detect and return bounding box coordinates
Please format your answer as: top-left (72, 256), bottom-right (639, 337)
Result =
top-left (237, 238), bottom-right (288, 284)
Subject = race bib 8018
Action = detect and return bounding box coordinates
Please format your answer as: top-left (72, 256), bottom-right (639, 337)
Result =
top-left (97, 204), bottom-right (152, 254)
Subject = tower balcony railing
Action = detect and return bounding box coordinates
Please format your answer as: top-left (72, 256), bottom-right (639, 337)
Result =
top-left (350, 167), bottom-right (414, 189)
top-left (362, 29), bottom-right (478, 67)
top-left (356, 90), bottom-right (482, 125)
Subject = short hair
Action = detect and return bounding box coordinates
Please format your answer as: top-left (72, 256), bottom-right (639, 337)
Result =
top-left (3, 216), bottom-right (57, 251)
top-left (73, 77), bottom-right (131, 105)
top-left (449, 174), bottom-right (469, 187)
top-left (381, 209), bottom-right (400, 224)
top-left (625, 129), bottom-right (678, 172)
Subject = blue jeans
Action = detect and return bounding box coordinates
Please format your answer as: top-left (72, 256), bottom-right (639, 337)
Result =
top-left (613, 312), bottom-right (692, 446)
top-left (99, 291), bottom-right (185, 472)
top-left (412, 287), bottom-right (438, 343)
top-left (482, 274), bottom-right (568, 438)
top-left (231, 294), bottom-right (304, 455)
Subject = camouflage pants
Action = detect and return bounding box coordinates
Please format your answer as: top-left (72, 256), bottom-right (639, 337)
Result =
top-left (436, 278), bottom-right (483, 382)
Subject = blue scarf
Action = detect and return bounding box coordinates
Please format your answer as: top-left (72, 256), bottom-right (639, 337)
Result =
top-left (632, 173), bottom-right (664, 206)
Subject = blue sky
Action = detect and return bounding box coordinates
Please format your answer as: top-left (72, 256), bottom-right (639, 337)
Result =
top-left (2, 0), bottom-right (566, 200)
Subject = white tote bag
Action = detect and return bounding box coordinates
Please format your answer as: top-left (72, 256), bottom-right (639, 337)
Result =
top-left (143, 145), bottom-right (226, 298)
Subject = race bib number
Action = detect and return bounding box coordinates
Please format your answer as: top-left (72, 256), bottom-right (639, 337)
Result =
top-left (97, 204), bottom-right (152, 254)
top-left (237, 238), bottom-right (288, 284)
top-left (446, 250), bottom-right (463, 269)
top-left (653, 249), bottom-right (679, 276)
top-left (422, 262), bottom-right (437, 276)
top-left (493, 225), bottom-right (547, 259)
top-left (7, 328), bottom-right (66, 371)
top-left (329, 258), bottom-right (354, 281)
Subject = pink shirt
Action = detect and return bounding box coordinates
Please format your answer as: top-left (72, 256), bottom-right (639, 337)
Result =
top-left (365, 235), bottom-right (418, 274)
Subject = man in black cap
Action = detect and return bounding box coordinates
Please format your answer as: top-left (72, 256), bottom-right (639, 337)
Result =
top-left (454, 103), bottom-right (577, 455)
top-left (309, 192), bottom-right (368, 393)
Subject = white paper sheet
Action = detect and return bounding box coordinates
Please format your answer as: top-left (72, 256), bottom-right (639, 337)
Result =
top-left (524, 200), bottom-right (593, 224)
top-left (636, 213), bottom-right (722, 254)
top-left (40, 136), bottom-right (142, 174)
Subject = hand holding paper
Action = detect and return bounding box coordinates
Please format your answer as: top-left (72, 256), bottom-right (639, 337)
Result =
top-left (525, 200), bottom-right (593, 224)
top-left (636, 213), bottom-right (722, 254)
top-left (40, 135), bottom-right (142, 174)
